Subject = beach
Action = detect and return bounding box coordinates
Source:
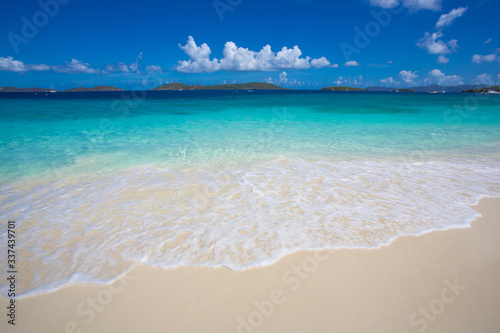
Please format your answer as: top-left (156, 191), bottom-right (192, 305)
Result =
top-left (2, 0), bottom-right (500, 330)
top-left (1, 91), bottom-right (500, 332)
top-left (1, 196), bottom-right (499, 332)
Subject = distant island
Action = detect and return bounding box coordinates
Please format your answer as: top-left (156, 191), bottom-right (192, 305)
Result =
top-left (1, 83), bottom-right (495, 93)
top-left (321, 86), bottom-right (367, 91)
top-left (63, 86), bottom-right (124, 92)
top-left (0, 86), bottom-right (55, 92)
top-left (461, 86), bottom-right (499, 93)
top-left (153, 82), bottom-right (287, 90)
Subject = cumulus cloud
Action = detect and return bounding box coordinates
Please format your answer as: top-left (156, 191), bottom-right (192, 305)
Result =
top-left (279, 71), bottom-right (288, 84)
top-left (146, 65), bottom-right (163, 73)
top-left (175, 36), bottom-right (335, 73)
top-left (106, 62), bottom-right (130, 73)
top-left (399, 70), bottom-right (418, 84)
top-left (0, 57), bottom-right (27, 72)
top-left (417, 7), bottom-right (466, 61)
top-left (176, 36), bottom-right (221, 73)
top-left (333, 75), bottom-right (363, 86)
top-left (424, 69), bottom-right (463, 86)
top-left (344, 60), bottom-right (360, 67)
top-left (435, 7), bottom-right (468, 29)
top-left (380, 77), bottom-right (399, 85)
top-left (369, 0), bottom-right (441, 11)
top-left (437, 55), bottom-right (449, 64)
top-left (472, 73), bottom-right (493, 85)
top-left (0, 57), bottom-right (52, 72)
top-left (311, 57), bottom-right (336, 68)
top-left (53, 59), bottom-right (100, 74)
top-left (471, 53), bottom-right (498, 64)
top-left (417, 31), bottom-right (458, 54)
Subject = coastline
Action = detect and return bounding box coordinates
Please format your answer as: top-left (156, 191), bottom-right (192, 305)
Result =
top-left (2, 197), bottom-right (499, 332)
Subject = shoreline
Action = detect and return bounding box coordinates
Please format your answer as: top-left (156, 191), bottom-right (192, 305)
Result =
top-left (2, 197), bottom-right (499, 332)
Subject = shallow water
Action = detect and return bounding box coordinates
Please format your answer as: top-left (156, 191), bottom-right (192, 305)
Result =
top-left (1, 91), bottom-right (500, 297)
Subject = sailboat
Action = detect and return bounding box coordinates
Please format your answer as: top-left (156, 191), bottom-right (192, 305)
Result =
top-left (49, 84), bottom-right (57, 93)
top-left (483, 69), bottom-right (500, 95)
top-left (428, 84), bottom-right (439, 94)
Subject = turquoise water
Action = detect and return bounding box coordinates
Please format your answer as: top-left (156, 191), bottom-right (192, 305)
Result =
top-left (1, 91), bottom-right (500, 296)
top-left (2, 92), bottom-right (500, 182)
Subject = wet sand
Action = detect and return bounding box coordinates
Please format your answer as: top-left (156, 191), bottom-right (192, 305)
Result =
top-left (1, 197), bottom-right (499, 333)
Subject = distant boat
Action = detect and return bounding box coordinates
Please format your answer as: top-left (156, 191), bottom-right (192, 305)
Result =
top-left (49, 84), bottom-right (57, 93)
top-left (428, 85), bottom-right (439, 94)
top-left (482, 69), bottom-right (500, 95)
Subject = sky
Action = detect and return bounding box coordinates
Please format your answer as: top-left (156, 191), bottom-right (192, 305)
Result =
top-left (0, 0), bottom-right (499, 90)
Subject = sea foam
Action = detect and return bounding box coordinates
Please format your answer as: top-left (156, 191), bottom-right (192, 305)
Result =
top-left (1, 157), bottom-right (499, 297)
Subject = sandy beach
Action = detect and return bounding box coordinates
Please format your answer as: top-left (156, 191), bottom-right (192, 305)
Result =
top-left (1, 196), bottom-right (498, 332)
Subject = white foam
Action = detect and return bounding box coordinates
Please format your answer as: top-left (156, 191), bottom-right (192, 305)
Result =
top-left (1, 158), bottom-right (500, 297)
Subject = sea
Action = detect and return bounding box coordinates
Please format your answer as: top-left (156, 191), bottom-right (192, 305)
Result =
top-left (1, 90), bottom-right (500, 297)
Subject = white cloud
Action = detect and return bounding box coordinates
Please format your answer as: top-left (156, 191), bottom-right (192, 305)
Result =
top-left (471, 53), bottom-right (498, 64)
top-left (0, 57), bottom-right (52, 73)
top-left (334, 76), bottom-right (345, 85)
top-left (0, 56), bottom-right (28, 72)
top-left (311, 57), bottom-right (336, 68)
top-left (53, 58), bottom-right (100, 74)
top-left (424, 69), bottom-right (463, 86)
top-left (435, 7), bottom-right (468, 29)
top-left (106, 62), bottom-right (130, 73)
top-left (472, 74), bottom-right (493, 85)
top-left (264, 77), bottom-right (273, 83)
top-left (380, 77), bottom-right (399, 85)
top-left (104, 53), bottom-right (144, 74)
top-left (146, 65), bottom-right (163, 73)
top-left (344, 60), bottom-right (360, 67)
top-left (437, 55), bottom-right (449, 63)
top-left (333, 75), bottom-right (363, 86)
top-left (417, 7), bottom-right (465, 61)
top-left (484, 38), bottom-right (493, 44)
top-left (369, 0), bottom-right (441, 11)
top-left (399, 70), bottom-right (418, 84)
top-left (176, 36), bottom-right (221, 73)
top-left (175, 36), bottom-right (334, 73)
top-left (279, 71), bottom-right (288, 84)
top-left (272, 46), bottom-right (311, 70)
top-left (417, 31), bottom-right (458, 55)
top-left (289, 79), bottom-right (304, 86)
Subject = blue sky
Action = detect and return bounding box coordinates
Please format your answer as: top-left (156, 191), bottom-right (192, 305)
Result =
top-left (0, 0), bottom-right (499, 89)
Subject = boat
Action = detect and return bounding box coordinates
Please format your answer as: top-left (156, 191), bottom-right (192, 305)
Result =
top-left (49, 84), bottom-right (57, 93)
top-left (428, 84), bottom-right (439, 94)
top-left (482, 69), bottom-right (500, 95)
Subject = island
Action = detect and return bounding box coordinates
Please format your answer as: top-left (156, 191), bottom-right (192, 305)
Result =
top-left (63, 86), bottom-right (124, 92)
top-left (321, 86), bottom-right (367, 91)
top-left (0, 87), bottom-right (56, 92)
top-left (153, 82), bottom-right (287, 90)
top-left (462, 86), bottom-right (499, 93)
top-left (393, 89), bottom-right (416, 92)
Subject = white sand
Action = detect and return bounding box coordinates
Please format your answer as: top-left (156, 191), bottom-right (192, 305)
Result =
top-left (1, 197), bottom-right (499, 333)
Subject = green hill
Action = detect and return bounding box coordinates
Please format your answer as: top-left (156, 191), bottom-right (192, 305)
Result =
top-left (462, 86), bottom-right (499, 93)
top-left (321, 86), bottom-right (366, 91)
top-left (63, 86), bottom-right (124, 92)
top-left (0, 86), bottom-right (55, 92)
top-left (153, 82), bottom-right (287, 90)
